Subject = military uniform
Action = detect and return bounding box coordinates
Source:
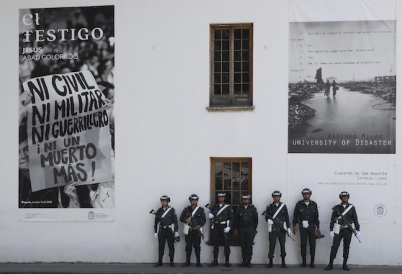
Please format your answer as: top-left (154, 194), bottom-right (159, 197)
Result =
top-left (209, 202), bottom-right (234, 266)
top-left (265, 202), bottom-right (290, 261)
top-left (154, 205), bottom-right (179, 266)
top-left (326, 195), bottom-right (360, 271)
top-left (292, 199), bottom-right (320, 264)
top-left (234, 203), bottom-right (258, 267)
top-left (179, 204), bottom-right (206, 266)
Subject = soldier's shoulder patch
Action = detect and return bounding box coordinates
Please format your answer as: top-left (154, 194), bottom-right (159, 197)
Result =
top-left (267, 204), bottom-right (270, 208)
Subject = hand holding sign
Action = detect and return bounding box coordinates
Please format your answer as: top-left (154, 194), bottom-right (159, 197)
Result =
top-left (19, 91), bottom-right (32, 125)
top-left (63, 181), bottom-right (80, 208)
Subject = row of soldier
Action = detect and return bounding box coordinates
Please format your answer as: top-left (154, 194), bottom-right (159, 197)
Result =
top-left (151, 188), bottom-right (360, 270)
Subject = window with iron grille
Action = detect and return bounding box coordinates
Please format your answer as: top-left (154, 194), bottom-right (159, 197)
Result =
top-left (210, 24), bottom-right (253, 107)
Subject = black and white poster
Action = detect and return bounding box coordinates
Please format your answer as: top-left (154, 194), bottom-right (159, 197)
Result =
top-left (288, 0), bottom-right (395, 225)
top-left (18, 6), bottom-right (115, 221)
top-left (289, 18), bottom-right (396, 154)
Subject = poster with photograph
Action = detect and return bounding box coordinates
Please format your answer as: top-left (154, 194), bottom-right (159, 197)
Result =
top-left (288, 0), bottom-right (395, 225)
top-left (288, 19), bottom-right (396, 154)
top-left (18, 6), bottom-right (115, 221)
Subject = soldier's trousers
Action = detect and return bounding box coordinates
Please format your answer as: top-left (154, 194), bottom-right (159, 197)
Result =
top-left (158, 228), bottom-right (174, 258)
top-left (185, 229), bottom-right (201, 257)
top-left (329, 228), bottom-right (352, 259)
top-left (212, 224), bottom-right (230, 258)
top-left (238, 225), bottom-right (255, 261)
top-left (299, 223), bottom-right (316, 257)
top-left (268, 229), bottom-right (286, 258)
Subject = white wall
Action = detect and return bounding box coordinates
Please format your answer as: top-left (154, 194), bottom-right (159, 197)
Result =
top-left (0, 0), bottom-right (401, 265)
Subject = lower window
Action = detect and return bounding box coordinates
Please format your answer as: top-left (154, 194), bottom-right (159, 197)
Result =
top-left (209, 157), bottom-right (252, 246)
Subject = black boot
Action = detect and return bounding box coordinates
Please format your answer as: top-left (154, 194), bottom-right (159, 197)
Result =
top-left (246, 259), bottom-right (252, 268)
top-left (209, 256), bottom-right (218, 267)
top-left (310, 256), bottom-right (315, 268)
top-left (182, 255), bottom-right (191, 267)
top-left (343, 258), bottom-right (350, 271)
top-left (281, 258), bottom-right (287, 268)
top-left (196, 254), bottom-right (202, 267)
top-left (225, 257), bottom-right (231, 267)
top-left (169, 257), bottom-right (175, 267)
top-left (266, 258), bottom-right (273, 268)
top-left (154, 256), bottom-right (163, 267)
top-left (325, 257), bottom-right (334, 270)
top-left (301, 256), bottom-right (307, 267)
top-left (238, 258), bottom-right (246, 267)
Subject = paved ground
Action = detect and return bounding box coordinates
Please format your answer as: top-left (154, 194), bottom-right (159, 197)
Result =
top-left (0, 263), bottom-right (401, 274)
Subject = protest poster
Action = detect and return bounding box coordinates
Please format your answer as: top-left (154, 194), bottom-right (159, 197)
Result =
top-left (18, 6), bottom-right (115, 220)
top-left (23, 71), bottom-right (112, 191)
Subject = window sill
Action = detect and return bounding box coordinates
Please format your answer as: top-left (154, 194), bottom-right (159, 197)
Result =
top-left (206, 106), bottom-right (255, 112)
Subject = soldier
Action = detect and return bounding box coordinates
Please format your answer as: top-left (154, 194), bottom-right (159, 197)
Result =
top-left (265, 190), bottom-right (292, 268)
top-left (325, 191), bottom-right (361, 271)
top-left (233, 194), bottom-right (258, 268)
top-left (292, 188), bottom-right (321, 268)
top-left (208, 192), bottom-right (234, 267)
top-left (179, 194), bottom-right (206, 267)
top-left (153, 195), bottom-right (179, 267)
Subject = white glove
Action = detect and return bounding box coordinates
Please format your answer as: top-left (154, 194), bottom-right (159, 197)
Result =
top-left (356, 231), bottom-right (361, 240)
top-left (154, 233), bottom-right (158, 239)
top-left (209, 213), bottom-right (214, 219)
top-left (287, 228), bottom-right (292, 236)
top-left (302, 220), bottom-right (309, 228)
top-left (330, 231), bottom-right (334, 239)
top-left (268, 219), bottom-right (274, 225)
top-left (174, 232), bottom-right (179, 238)
top-left (224, 227), bottom-right (231, 233)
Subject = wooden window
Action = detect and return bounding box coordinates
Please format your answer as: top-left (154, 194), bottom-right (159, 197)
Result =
top-left (210, 24), bottom-right (253, 107)
top-left (209, 157), bottom-right (252, 246)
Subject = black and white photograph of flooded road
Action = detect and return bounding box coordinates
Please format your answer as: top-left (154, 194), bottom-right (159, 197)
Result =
top-left (288, 81), bottom-right (396, 153)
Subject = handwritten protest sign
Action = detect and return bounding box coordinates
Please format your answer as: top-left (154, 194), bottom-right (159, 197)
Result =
top-left (23, 70), bottom-right (112, 192)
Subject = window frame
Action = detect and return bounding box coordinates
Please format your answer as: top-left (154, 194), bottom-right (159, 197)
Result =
top-left (209, 24), bottom-right (254, 108)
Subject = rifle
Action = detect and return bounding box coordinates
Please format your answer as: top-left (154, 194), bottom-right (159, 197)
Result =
top-left (333, 206), bottom-right (361, 243)
top-left (184, 207), bottom-right (205, 242)
top-left (150, 209), bottom-right (180, 243)
top-left (262, 210), bottom-right (295, 241)
top-left (205, 203), bottom-right (228, 240)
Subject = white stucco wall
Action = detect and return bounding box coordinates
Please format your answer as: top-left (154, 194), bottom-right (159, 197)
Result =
top-left (0, 0), bottom-right (401, 265)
